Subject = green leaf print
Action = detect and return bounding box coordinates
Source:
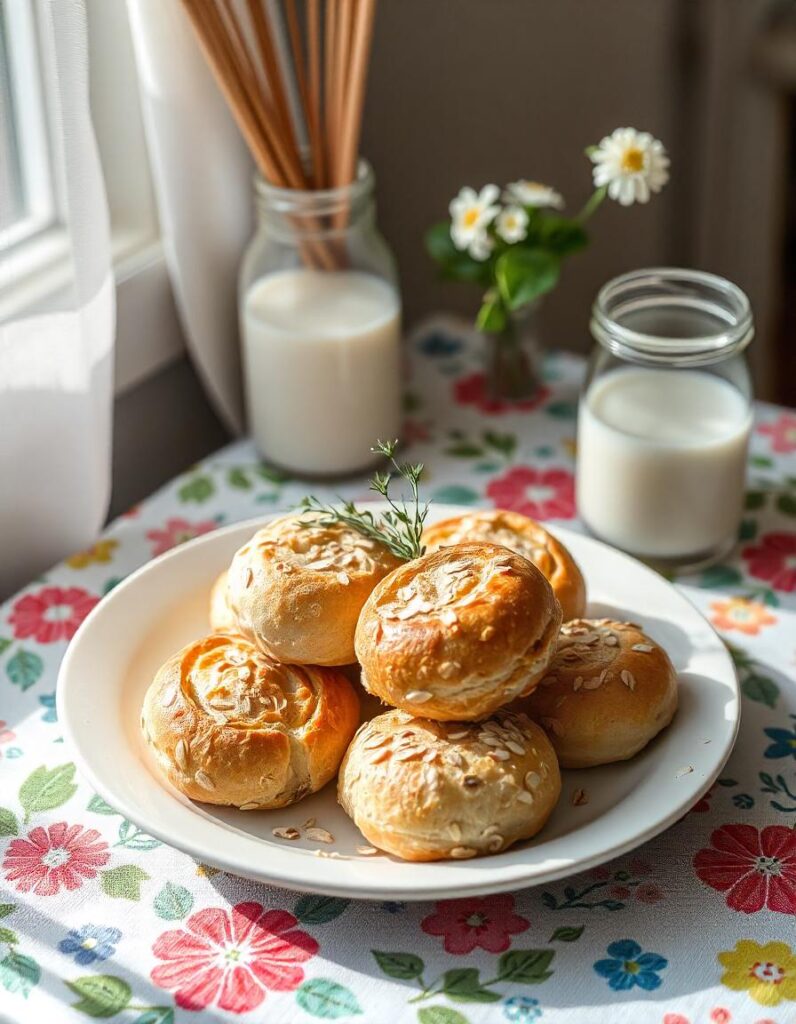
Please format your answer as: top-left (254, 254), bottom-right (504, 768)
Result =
top-left (738, 518), bottom-right (758, 542)
top-left (371, 950), bottom-right (424, 979)
top-left (700, 565), bottom-right (744, 589)
top-left (227, 467), bottom-right (252, 490)
top-left (296, 978), bottom-right (363, 1018)
top-left (133, 1010), bottom-right (174, 1024)
top-left (116, 820), bottom-right (161, 850)
top-left (6, 649), bottom-right (44, 691)
top-left (257, 464), bottom-right (290, 484)
top-left (0, 905), bottom-right (15, 919)
top-left (545, 400), bottom-right (578, 419)
top-left (67, 974), bottom-right (131, 1017)
top-left (0, 950), bottom-right (40, 998)
top-left (445, 443), bottom-right (484, 458)
top-left (153, 882), bottom-right (193, 920)
top-left (744, 490), bottom-right (766, 510)
top-left (177, 475), bottom-right (215, 504)
top-left (100, 865), bottom-right (149, 900)
top-left (0, 927), bottom-right (18, 945)
top-left (19, 763), bottom-right (77, 821)
top-left (294, 895), bottom-right (350, 924)
top-left (777, 492), bottom-right (796, 517)
top-left (749, 454), bottom-right (774, 469)
top-left (431, 485), bottom-right (480, 505)
top-left (483, 430), bottom-right (517, 457)
top-left (440, 968), bottom-right (500, 1003)
top-left (87, 794), bottom-right (118, 815)
top-left (0, 808), bottom-right (18, 837)
top-left (550, 925), bottom-right (584, 942)
top-left (418, 1008), bottom-right (471, 1024)
top-left (496, 948), bottom-right (554, 984)
top-left (0, 638), bottom-right (11, 655)
top-left (742, 673), bottom-right (780, 708)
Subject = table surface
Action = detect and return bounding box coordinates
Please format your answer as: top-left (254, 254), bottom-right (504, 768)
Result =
top-left (1, 317), bottom-right (795, 1024)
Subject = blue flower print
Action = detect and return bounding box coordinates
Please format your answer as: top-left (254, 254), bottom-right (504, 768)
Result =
top-left (593, 939), bottom-right (668, 991)
top-left (503, 994), bottom-right (542, 1021)
top-left (58, 925), bottom-right (121, 966)
top-left (379, 901), bottom-right (406, 914)
top-left (764, 717), bottom-right (796, 760)
top-left (39, 693), bottom-right (57, 723)
top-left (418, 331), bottom-right (463, 357)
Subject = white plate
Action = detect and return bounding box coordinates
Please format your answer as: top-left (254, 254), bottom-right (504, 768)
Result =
top-left (57, 505), bottom-right (739, 901)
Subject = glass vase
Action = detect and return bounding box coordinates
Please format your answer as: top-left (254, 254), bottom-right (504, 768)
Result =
top-left (484, 304), bottom-right (544, 403)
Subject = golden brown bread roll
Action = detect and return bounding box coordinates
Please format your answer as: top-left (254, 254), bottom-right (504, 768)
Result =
top-left (424, 509), bottom-right (586, 620)
top-left (227, 515), bottom-right (401, 665)
top-left (209, 570), bottom-right (237, 632)
top-left (520, 618), bottom-right (678, 767)
top-left (338, 708), bottom-right (561, 861)
top-left (355, 542), bottom-right (562, 721)
top-left (141, 632), bottom-right (360, 808)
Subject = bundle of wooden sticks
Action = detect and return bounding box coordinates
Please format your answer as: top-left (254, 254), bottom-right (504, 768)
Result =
top-left (181, 0), bottom-right (377, 191)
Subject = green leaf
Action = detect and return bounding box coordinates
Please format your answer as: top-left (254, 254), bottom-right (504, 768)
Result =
top-left (545, 400), bottom-right (578, 419)
top-left (19, 763), bottom-right (77, 821)
top-left (154, 882), bottom-right (193, 921)
top-left (496, 948), bottom-right (555, 984)
top-left (476, 294), bottom-right (507, 334)
top-left (0, 638), bottom-right (11, 655)
top-left (87, 794), bottom-right (118, 815)
top-left (6, 649), bottom-right (43, 691)
top-left (742, 674), bottom-right (779, 709)
top-left (483, 430), bottom-right (517, 456)
top-left (444, 444), bottom-right (484, 458)
top-left (295, 978), bottom-right (362, 1018)
top-left (116, 820), bottom-right (161, 850)
top-left (67, 975), bottom-right (131, 1018)
top-left (549, 925), bottom-right (584, 942)
top-left (227, 467), bottom-right (252, 490)
top-left (0, 905), bottom-right (15, 919)
top-left (761, 588), bottom-right (780, 607)
top-left (440, 968), bottom-right (500, 1003)
top-left (495, 247), bottom-right (559, 311)
top-left (425, 222), bottom-right (491, 285)
top-left (0, 928), bottom-right (18, 945)
top-left (738, 518), bottom-right (758, 542)
top-left (133, 1011), bottom-right (174, 1024)
top-left (371, 950), bottom-right (424, 980)
top-left (294, 895), bottom-right (350, 925)
top-left (0, 808), bottom-right (18, 837)
top-left (418, 1008), bottom-right (471, 1024)
top-left (744, 490), bottom-right (766, 510)
top-left (256, 464), bottom-right (290, 484)
top-left (177, 475), bottom-right (214, 503)
top-left (537, 215), bottom-right (589, 256)
top-left (700, 565), bottom-right (743, 589)
top-left (100, 865), bottom-right (149, 900)
top-left (749, 454), bottom-right (774, 469)
top-left (431, 485), bottom-right (480, 505)
top-left (0, 950), bottom-right (40, 998)
top-left (777, 492), bottom-right (796, 517)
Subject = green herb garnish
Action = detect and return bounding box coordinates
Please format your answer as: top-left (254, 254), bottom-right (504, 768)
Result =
top-left (299, 440), bottom-right (428, 561)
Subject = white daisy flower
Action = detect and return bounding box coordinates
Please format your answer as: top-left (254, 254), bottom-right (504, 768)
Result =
top-left (450, 184), bottom-right (500, 252)
top-left (467, 229), bottom-right (494, 262)
top-left (504, 180), bottom-right (564, 209)
top-left (590, 127), bottom-right (670, 206)
top-left (495, 205), bottom-right (529, 244)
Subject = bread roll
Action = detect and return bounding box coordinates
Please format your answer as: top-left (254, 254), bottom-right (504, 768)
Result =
top-left (209, 570), bottom-right (237, 632)
top-left (227, 515), bottom-right (401, 665)
top-left (338, 708), bottom-right (561, 861)
top-left (141, 632), bottom-right (360, 808)
top-left (424, 509), bottom-right (586, 620)
top-left (520, 618), bottom-right (678, 767)
top-left (355, 543), bottom-right (562, 721)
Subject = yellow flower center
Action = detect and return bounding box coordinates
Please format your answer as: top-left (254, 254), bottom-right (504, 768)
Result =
top-left (751, 960), bottom-right (785, 984)
top-left (463, 209), bottom-right (480, 228)
top-left (81, 938), bottom-right (98, 951)
top-left (621, 147), bottom-right (645, 173)
top-left (624, 960), bottom-right (640, 975)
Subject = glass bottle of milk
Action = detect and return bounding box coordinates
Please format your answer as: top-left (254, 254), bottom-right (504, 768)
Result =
top-left (239, 162), bottom-right (401, 476)
top-left (577, 268), bottom-right (754, 571)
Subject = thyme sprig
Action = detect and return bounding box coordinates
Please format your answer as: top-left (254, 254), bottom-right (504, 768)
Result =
top-left (298, 440), bottom-right (429, 561)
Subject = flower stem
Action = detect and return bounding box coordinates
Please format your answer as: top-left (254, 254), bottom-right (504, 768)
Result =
top-left (577, 186), bottom-right (607, 222)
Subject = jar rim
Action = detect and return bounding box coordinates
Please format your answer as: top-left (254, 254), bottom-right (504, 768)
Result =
top-left (591, 267), bottom-right (754, 365)
top-left (254, 159), bottom-right (373, 214)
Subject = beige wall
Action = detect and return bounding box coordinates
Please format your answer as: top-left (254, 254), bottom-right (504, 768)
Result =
top-left (362, 0), bottom-right (688, 351)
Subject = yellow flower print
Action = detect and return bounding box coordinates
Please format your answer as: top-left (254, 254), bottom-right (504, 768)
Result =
top-left (710, 597), bottom-right (776, 636)
top-left (66, 539), bottom-right (118, 569)
top-left (718, 939), bottom-right (796, 1006)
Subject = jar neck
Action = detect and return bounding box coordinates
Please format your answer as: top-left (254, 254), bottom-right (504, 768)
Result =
top-left (591, 267), bottom-right (754, 367)
top-left (254, 160), bottom-right (375, 240)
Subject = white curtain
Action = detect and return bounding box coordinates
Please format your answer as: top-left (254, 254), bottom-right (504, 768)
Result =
top-left (0, 0), bottom-right (115, 598)
top-left (126, 0), bottom-right (251, 434)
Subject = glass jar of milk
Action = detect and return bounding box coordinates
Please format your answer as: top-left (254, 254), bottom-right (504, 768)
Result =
top-left (239, 161), bottom-right (401, 476)
top-left (577, 268), bottom-right (754, 571)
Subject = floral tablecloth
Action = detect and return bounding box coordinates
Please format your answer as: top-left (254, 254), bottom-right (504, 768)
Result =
top-left (1, 317), bottom-right (795, 1024)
